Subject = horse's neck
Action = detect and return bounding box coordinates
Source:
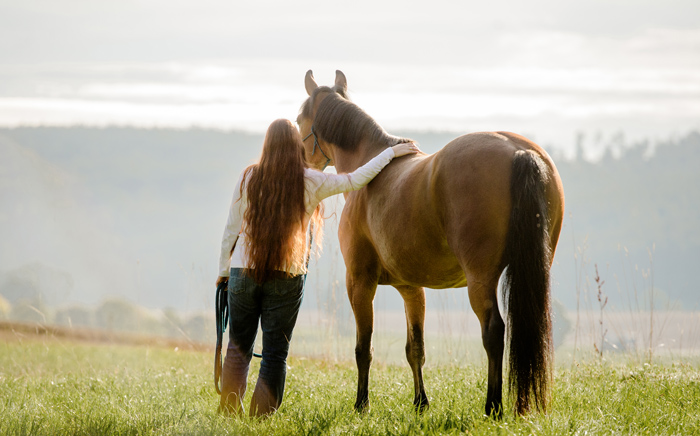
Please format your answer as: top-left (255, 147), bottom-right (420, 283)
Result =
top-left (334, 141), bottom-right (389, 174)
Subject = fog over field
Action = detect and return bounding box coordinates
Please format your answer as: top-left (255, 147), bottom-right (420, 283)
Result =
top-left (1, 128), bottom-right (698, 346)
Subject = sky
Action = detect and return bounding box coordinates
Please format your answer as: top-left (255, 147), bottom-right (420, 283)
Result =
top-left (1, 0), bottom-right (699, 157)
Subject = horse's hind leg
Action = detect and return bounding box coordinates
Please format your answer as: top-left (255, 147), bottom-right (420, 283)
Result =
top-left (467, 274), bottom-right (505, 417)
top-left (396, 285), bottom-right (429, 412)
top-left (347, 273), bottom-right (378, 412)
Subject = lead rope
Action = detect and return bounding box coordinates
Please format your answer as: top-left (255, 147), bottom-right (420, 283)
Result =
top-left (214, 222), bottom-right (315, 394)
top-left (214, 280), bottom-right (228, 395)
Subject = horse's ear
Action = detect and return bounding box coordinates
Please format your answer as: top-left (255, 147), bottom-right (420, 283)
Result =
top-left (305, 70), bottom-right (318, 96)
top-left (335, 70), bottom-right (347, 94)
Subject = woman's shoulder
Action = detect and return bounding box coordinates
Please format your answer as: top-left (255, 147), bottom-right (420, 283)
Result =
top-left (304, 167), bottom-right (340, 195)
top-left (232, 166), bottom-right (255, 201)
top-left (237, 165), bottom-right (256, 185)
top-left (304, 167), bottom-right (326, 183)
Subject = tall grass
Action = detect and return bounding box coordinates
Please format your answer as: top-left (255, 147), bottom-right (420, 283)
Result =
top-left (1, 336), bottom-right (699, 435)
top-left (593, 264), bottom-right (608, 359)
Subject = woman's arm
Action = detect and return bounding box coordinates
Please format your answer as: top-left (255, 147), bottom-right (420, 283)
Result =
top-left (218, 171), bottom-right (247, 278)
top-left (313, 142), bottom-right (419, 200)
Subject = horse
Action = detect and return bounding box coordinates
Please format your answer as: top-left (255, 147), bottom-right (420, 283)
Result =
top-left (297, 70), bottom-right (565, 417)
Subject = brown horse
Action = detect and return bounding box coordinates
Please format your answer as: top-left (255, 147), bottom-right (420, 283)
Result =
top-left (298, 70), bottom-right (565, 417)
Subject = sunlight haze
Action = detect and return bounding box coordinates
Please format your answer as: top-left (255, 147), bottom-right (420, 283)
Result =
top-left (1, 0), bottom-right (698, 155)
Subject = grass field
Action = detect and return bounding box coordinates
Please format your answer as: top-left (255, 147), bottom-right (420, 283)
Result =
top-left (1, 333), bottom-right (699, 436)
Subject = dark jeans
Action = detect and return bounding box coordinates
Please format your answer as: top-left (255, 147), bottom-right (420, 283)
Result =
top-left (220, 268), bottom-right (305, 415)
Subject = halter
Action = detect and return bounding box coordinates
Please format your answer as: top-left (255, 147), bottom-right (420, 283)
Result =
top-left (302, 126), bottom-right (332, 170)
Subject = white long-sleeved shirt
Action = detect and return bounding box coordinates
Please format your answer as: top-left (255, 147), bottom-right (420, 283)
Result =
top-left (218, 147), bottom-right (396, 277)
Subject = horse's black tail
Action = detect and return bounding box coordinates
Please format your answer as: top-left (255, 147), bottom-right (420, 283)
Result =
top-left (502, 149), bottom-right (553, 415)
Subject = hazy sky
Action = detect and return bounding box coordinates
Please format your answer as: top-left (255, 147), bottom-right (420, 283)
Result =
top-left (2, 0), bottom-right (700, 154)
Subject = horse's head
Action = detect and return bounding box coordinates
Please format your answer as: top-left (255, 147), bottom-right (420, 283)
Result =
top-left (297, 70), bottom-right (348, 170)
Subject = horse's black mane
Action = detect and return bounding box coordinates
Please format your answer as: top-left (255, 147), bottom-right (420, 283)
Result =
top-left (301, 87), bottom-right (410, 151)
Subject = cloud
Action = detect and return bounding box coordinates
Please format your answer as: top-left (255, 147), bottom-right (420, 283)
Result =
top-left (1, 0), bottom-right (699, 153)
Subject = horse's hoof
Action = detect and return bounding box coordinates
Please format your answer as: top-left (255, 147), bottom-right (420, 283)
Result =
top-left (354, 398), bottom-right (370, 414)
top-left (414, 395), bottom-right (430, 414)
top-left (485, 402), bottom-right (503, 420)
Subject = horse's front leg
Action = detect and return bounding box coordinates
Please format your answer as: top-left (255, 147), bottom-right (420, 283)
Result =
top-left (347, 272), bottom-right (378, 413)
top-left (395, 285), bottom-right (429, 412)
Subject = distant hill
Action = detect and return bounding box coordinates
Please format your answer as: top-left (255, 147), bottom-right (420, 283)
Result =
top-left (1, 127), bottom-right (697, 314)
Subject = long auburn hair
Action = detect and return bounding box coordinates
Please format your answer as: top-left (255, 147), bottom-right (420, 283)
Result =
top-left (241, 118), bottom-right (323, 283)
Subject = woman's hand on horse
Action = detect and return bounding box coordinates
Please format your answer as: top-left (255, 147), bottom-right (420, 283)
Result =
top-left (216, 276), bottom-right (228, 287)
top-left (392, 142), bottom-right (421, 157)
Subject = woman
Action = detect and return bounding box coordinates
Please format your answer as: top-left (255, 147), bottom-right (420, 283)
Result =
top-left (217, 118), bottom-right (419, 417)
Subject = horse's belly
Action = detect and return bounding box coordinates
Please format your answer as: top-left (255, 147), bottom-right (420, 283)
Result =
top-left (362, 165), bottom-right (468, 289)
top-left (374, 237), bottom-right (467, 289)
